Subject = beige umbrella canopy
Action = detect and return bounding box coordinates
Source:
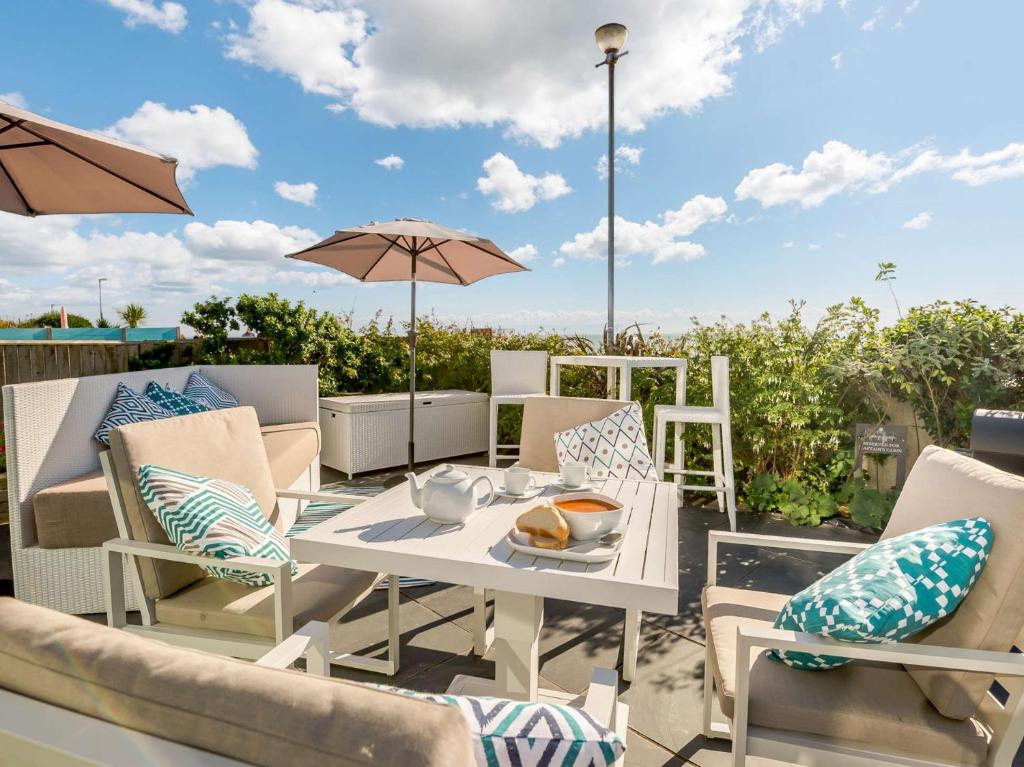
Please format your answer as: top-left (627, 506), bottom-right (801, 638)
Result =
top-left (0, 100), bottom-right (192, 216)
top-left (287, 218), bottom-right (529, 471)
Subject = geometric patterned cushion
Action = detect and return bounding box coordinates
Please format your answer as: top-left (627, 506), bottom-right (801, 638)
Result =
top-left (144, 381), bottom-right (211, 416)
top-left (369, 685), bottom-right (625, 766)
top-left (554, 403), bottom-right (656, 480)
top-left (137, 464), bottom-right (297, 587)
top-left (769, 517), bottom-right (992, 670)
top-left (93, 382), bottom-right (176, 446)
top-left (183, 370), bottom-right (238, 410)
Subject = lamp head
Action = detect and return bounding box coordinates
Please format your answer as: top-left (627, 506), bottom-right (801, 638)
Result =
top-left (595, 23), bottom-right (628, 55)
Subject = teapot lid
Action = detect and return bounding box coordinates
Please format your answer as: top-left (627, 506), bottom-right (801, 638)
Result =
top-left (432, 464), bottom-right (468, 482)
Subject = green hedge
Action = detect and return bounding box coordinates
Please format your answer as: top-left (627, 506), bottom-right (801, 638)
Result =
top-left (177, 294), bottom-right (1024, 529)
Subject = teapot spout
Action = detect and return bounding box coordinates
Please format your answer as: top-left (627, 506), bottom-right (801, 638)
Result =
top-left (405, 472), bottom-right (423, 508)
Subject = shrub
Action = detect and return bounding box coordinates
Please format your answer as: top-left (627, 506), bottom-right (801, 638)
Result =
top-left (20, 311), bottom-right (92, 328)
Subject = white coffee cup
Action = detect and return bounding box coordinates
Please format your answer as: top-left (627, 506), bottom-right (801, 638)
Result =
top-left (504, 466), bottom-right (535, 496)
top-left (561, 462), bottom-right (590, 488)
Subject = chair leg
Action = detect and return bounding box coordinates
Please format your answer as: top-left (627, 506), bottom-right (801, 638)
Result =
top-left (623, 608), bottom-right (641, 682)
top-left (702, 641), bottom-right (716, 738)
top-left (673, 421), bottom-right (685, 492)
top-left (720, 421), bottom-right (737, 532)
top-left (488, 400), bottom-right (499, 468)
top-left (473, 587), bottom-right (494, 656)
top-left (710, 423), bottom-right (726, 515)
top-left (387, 574), bottom-right (401, 674)
top-left (653, 413), bottom-right (668, 482)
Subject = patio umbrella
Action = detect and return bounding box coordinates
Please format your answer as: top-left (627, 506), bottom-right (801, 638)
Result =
top-left (287, 218), bottom-right (528, 472)
top-left (0, 100), bottom-right (192, 216)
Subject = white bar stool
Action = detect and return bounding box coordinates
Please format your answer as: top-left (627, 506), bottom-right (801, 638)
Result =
top-left (653, 355), bottom-right (736, 531)
top-left (488, 350), bottom-right (549, 467)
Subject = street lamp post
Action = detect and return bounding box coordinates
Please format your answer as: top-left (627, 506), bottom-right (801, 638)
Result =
top-left (595, 23), bottom-right (628, 353)
top-left (97, 278), bottom-right (107, 324)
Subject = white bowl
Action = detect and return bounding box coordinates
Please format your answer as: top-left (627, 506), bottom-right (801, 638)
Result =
top-left (551, 492), bottom-right (624, 541)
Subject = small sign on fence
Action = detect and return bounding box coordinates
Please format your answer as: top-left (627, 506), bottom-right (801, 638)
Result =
top-left (854, 423), bottom-right (909, 487)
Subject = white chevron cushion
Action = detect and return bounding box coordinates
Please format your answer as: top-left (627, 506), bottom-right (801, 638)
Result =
top-left (554, 403), bottom-right (656, 481)
top-left (138, 464), bottom-right (297, 587)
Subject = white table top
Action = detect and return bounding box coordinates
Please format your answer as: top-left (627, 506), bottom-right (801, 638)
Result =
top-left (549, 355), bottom-right (686, 369)
top-left (290, 465), bottom-right (679, 615)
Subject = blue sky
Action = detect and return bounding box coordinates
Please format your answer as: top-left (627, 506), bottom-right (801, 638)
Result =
top-left (2, 0), bottom-right (1022, 333)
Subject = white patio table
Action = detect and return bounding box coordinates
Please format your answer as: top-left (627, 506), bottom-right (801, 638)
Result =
top-left (549, 354), bottom-right (687, 404)
top-left (289, 465), bottom-right (678, 702)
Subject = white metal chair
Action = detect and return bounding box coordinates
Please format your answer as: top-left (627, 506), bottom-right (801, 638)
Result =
top-left (653, 355), bottom-right (736, 531)
top-left (488, 350), bottom-right (549, 467)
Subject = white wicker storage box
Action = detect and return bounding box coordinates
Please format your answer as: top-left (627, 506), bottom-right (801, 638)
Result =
top-left (319, 390), bottom-right (488, 477)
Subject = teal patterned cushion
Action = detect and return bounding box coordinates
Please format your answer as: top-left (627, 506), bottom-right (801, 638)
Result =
top-left (770, 517), bottom-right (992, 670)
top-left (554, 403), bottom-right (655, 480)
top-left (183, 371), bottom-right (238, 410)
top-left (144, 381), bottom-right (210, 416)
top-left (370, 685), bottom-right (624, 766)
top-left (94, 382), bottom-right (175, 445)
top-left (138, 464), bottom-right (297, 587)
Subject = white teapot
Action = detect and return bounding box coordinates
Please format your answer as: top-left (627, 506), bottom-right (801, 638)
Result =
top-left (406, 465), bottom-right (495, 524)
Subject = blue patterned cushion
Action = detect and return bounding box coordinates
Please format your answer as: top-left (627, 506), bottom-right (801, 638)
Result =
top-left (183, 371), bottom-right (238, 410)
top-left (770, 517), bottom-right (992, 670)
top-left (94, 382), bottom-right (176, 446)
top-left (371, 685), bottom-right (624, 766)
top-left (138, 464), bottom-right (297, 586)
top-left (144, 381), bottom-right (210, 416)
top-left (554, 403), bottom-right (655, 480)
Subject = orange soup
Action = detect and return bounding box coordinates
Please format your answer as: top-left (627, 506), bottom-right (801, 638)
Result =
top-left (555, 499), bottom-right (618, 514)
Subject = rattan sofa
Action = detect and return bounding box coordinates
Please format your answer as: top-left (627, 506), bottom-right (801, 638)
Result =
top-left (3, 365), bottom-right (321, 614)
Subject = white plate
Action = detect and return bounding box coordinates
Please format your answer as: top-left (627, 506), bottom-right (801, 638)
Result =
top-left (495, 485), bottom-right (546, 500)
top-left (505, 526), bottom-right (625, 564)
top-left (548, 478), bottom-right (598, 492)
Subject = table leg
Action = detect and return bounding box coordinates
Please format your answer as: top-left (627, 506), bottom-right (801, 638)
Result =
top-left (551, 363), bottom-right (561, 397)
top-left (620, 366), bottom-right (632, 402)
top-left (493, 591), bottom-right (543, 701)
top-left (606, 366), bottom-right (617, 399)
top-left (674, 363), bottom-right (687, 485)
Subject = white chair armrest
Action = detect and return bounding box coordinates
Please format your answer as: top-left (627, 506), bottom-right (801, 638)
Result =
top-left (582, 667), bottom-right (620, 730)
top-left (255, 620), bottom-right (330, 675)
top-left (735, 624), bottom-right (1024, 676)
top-left (102, 538), bottom-right (291, 576)
top-left (707, 530), bottom-right (870, 585)
top-left (275, 489), bottom-right (368, 505)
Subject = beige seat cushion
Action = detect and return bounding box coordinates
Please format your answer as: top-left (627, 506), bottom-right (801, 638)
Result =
top-left (703, 585), bottom-right (989, 765)
top-left (108, 407), bottom-right (280, 600)
top-left (261, 421), bottom-right (320, 489)
top-left (520, 397), bottom-right (633, 472)
top-left (882, 446), bottom-right (1024, 719)
top-left (156, 564), bottom-right (380, 638)
top-left (0, 597), bottom-right (474, 767)
top-left (33, 471), bottom-right (118, 549)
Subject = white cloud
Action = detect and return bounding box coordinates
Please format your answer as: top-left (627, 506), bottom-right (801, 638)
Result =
top-left (902, 211), bottom-right (932, 230)
top-left (508, 244), bottom-right (539, 263)
top-left (0, 91), bottom-right (27, 108)
top-left (596, 145), bottom-right (644, 179)
top-left (735, 140), bottom-right (894, 208)
top-left (103, 102), bottom-right (258, 182)
top-left (374, 154), bottom-right (404, 170)
top-left (184, 219), bottom-right (321, 262)
top-left (104, 0), bottom-right (187, 33)
top-left (223, 1), bottom-right (824, 148)
top-left (559, 194), bottom-right (726, 265)
top-left (861, 6), bottom-right (883, 31)
top-left (831, 52), bottom-right (843, 69)
top-left (476, 153), bottom-right (571, 213)
top-left (274, 180), bottom-right (318, 206)
top-left (807, 243), bottom-right (822, 251)
top-left (782, 240), bottom-right (795, 248)
top-left (551, 257), bottom-right (566, 268)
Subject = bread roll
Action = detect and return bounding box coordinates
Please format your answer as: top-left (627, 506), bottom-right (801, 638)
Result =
top-left (530, 534), bottom-right (568, 550)
top-left (516, 502), bottom-right (570, 543)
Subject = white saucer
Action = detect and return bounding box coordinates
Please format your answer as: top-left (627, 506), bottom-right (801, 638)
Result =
top-left (495, 485), bottom-right (545, 500)
top-left (549, 478), bottom-right (597, 492)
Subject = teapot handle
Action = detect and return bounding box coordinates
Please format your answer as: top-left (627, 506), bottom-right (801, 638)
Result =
top-left (472, 476), bottom-right (495, 509)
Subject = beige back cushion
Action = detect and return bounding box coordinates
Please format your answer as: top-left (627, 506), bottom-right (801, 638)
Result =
top-left (882, 445), bottom-right (1024, 719)
top-left (519, 397), bottom-right (633, 472)
top-left (108, 407), bottom-right (279, 600)
top-left (0, 597), bottom-right (474, 767)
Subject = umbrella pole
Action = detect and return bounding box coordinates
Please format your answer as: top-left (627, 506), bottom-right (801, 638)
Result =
top-left (408, 253), bottom-right (417, 473)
